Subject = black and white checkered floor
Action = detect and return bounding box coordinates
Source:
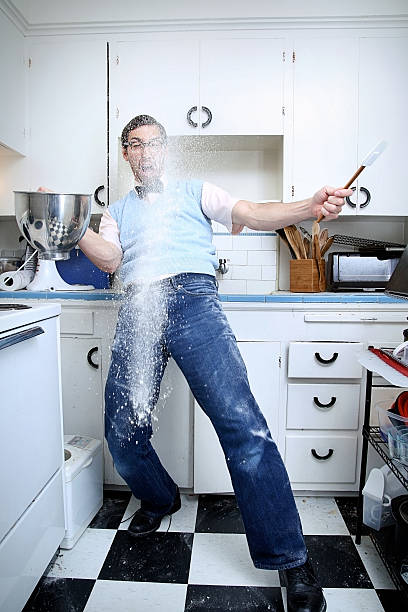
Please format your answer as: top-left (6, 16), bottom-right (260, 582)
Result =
top-left (24, 492), bottom-right (405, 611)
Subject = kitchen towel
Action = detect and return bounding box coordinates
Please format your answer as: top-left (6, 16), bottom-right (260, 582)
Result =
top-left (0, 270), bottom-right (33, 291)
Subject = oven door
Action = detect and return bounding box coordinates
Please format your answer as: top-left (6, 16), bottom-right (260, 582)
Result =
top-left (0, 315), bottom-right (63, 541)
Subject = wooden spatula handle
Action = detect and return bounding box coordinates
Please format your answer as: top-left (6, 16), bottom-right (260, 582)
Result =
top-left (316, 165), bottom-right (366, 223)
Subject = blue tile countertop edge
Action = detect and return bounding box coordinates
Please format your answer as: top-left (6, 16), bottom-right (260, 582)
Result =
top-left (0, 290), bottom-right (406, 304)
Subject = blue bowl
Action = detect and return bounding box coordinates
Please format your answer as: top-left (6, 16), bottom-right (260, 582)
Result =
top-left (56, 249), bottom-right (110, 289)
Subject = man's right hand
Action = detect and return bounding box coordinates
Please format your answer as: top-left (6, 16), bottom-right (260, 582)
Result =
top-left (37, 186), bottom-right (54, 193)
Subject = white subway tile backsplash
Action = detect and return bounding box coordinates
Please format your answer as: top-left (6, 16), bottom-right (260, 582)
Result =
top-left (216, 250), bottom-right (247, 265)
top-left (232, 235), bottom-right (263, 250)
top-left (217, 279), bottom-right (247, 295)
top-left (247, 280), bottom-right (277, 294)
top-left (232, 265), bottom-right (262, 280)
top-left (213, 232), bottom-right (278, 295)
top-left (247, 250), bottom-right (277, 266)
top-left (213, 235), bottom-right (233, 250)
top-left (261, 235), bottom-right (278, 250)
top-left (261, 265), bottom-right (277, 280)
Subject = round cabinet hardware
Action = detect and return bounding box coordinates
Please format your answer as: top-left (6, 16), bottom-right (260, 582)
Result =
top-left (201, 106), bottom-right (212, 128)
top-left (94, 185), bottom-right (106, 207)
top-left (345, 186), bottom-right (371, 209)
top-left (313, 396), bottom-right (336, 409)
top-left (311, 448), bottom-right (334, 461)
top-left (314, 352), bottom-right (338, 364)
top-left (187, 106), bottom-right (198, 128)
top-left (87, 346), bottom-right (99, 369)
top-left (358, 186), bottom-right (371, 209)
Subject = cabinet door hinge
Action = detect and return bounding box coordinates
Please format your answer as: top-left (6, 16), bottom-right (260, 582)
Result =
top-left (292, 51), bottom-right (296, 62)
top-left (28, 57), bottom-right (32, 68)
top-left (115, 107), bottom-right (119, 119)
top-left (115, 55), bottom-right (119, 65)
top-left (282, 50), bottom-right (286, 62)
top-left (291, 185), bottom-right (295, 197)
top-left (282, 106), bottom-right (285, 116)
top-left (278, 356), bottom-right (282, 368)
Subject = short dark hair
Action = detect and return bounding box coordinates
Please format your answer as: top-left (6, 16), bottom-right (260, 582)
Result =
top-left (121, 115), bottom-right (167, 148)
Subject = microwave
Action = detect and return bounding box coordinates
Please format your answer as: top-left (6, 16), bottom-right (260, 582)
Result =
top-left (327, 250), bottom-right (402, 292)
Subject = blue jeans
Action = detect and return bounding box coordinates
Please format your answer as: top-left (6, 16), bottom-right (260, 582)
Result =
top-left (105, 273), bottom-right (307, 570)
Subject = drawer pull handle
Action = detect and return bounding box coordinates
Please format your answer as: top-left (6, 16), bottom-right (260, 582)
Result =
top-left (87, 346), bottom-right (99, 369)
top-left (315, 352), bottom-right (338, 364)
top-left (313, 396), bottom-right (336, 409)
top-left (311, 448), bottom-right (334, 461)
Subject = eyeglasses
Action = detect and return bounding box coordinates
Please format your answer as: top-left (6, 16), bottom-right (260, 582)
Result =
top-left (125, 138), bottom-right (164, 152)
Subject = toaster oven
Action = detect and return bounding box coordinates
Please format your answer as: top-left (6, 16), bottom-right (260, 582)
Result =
top-left (327, 250), bottom-right (402, 291)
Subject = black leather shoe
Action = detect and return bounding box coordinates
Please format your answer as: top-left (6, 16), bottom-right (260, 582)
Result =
top-left (128, 488), bottom-right (181, 537)
top-left (282, 558), bottom-right (326, 612)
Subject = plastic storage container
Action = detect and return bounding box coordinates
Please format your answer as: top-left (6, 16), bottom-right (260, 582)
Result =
top-left (363, 465), bottom-right (406, 530)
top-left (377, 400), bottom-right (408, 466)
top-left (61, 435), bottom-right (103, 549)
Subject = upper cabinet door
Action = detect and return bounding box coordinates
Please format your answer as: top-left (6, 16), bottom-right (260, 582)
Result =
top-left (357, 36), bottom-right (408, 216)
top-left (199, 38), bottom-right (284, 135)
top-left (112, 40), bottom-right (199, 136)
top-left (0, 11), bottom-right (26, 155)
top-left (28, 40), bottom-right (107, 212)
top-left (291, 38), bottom-right (358, 208)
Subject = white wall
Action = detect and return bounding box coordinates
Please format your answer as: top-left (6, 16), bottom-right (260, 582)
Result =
top-left (9, 0), bottom-right (408, 25)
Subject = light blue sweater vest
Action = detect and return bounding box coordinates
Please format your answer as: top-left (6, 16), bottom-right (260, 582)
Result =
top-left (108, 179), bottom-right (218, 285)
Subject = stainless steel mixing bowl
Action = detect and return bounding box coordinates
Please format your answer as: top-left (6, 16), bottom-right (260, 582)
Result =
top-left (14, 192), bottom-right (92, 260)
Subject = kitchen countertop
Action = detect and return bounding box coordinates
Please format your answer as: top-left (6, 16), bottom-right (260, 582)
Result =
top-left (0, 290), bottom-right (406, 303)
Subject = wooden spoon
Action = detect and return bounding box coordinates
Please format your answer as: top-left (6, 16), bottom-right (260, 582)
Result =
top-left (284, 226), bottom-right (302, 259)
top-left (320, 236), bottom-right (334, 257)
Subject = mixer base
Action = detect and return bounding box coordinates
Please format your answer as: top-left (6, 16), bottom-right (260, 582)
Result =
top-left (27, 259), bottom-right (94, 291)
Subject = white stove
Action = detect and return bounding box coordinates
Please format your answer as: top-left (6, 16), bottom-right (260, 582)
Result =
top-left (0, 301), bottom-right (65, 612)
top-left (0, 302), bottom-right (61, 334)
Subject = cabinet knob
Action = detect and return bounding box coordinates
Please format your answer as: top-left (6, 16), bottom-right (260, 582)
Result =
top-left (345, 186), bottom-right (371, 209)
top-left (187, 106), bottom-right (198, 128)
top-left (313, 396), bottom-right (336, 409)
top-left (311, 448), bottom-right (334, 461)
top-left (87, 346), bottom-right (99, 369)
top-left (201, 106), bottom-right (212, 128)
top-left (314, 351), bottom-right (338, 365)
top-left (94, 185), bottom-right (106, 207)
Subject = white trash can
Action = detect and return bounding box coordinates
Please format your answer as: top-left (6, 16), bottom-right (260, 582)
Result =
top-left (61, 435), bottom-right (103, 549)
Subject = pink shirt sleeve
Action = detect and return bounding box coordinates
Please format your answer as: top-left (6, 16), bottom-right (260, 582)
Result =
top-left (201, 182), bottom-right (240, 233)
top-left (98, 210), bottom-right (122, 252)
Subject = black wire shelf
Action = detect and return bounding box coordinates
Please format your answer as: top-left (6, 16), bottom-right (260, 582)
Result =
top-left (368, 526), bottom-right (408, 599)
top-left (361, 426), bottom-right (408, 598)
top-left (363, 426), bottom-right (408, 488)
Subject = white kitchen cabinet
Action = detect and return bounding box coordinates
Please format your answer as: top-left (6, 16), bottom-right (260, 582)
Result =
top-left (27, 39), bottom-right (107, 212)
top-left (111, 39), bottom-right (199, 137)
top-left (111, 37), bottom-right (284, 136)
top-left (291, 37), bottom-right (359, 205)
top-left (199, 38), bottom-right (284, 135)
top-left (60, 336), bottom-right (103, 441)
top-left (193, 341), bottom-right (281, 494)
top-left (0, 11), bottom-right (26, 155)
top-left (356, 36), bottom-right (408, 216)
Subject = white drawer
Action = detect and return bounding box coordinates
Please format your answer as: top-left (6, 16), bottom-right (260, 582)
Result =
top-left (286, 383), bottom-right (361, 430)
top-left (285, 434), bottom-right (358, 483)
top-left (61, 310), bottom-right (94, 335)
top-left (288, 342), bottom-right (363, 378)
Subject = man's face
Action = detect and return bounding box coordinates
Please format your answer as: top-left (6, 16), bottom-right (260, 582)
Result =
top-left (122, 124), bottom-right (167, 185)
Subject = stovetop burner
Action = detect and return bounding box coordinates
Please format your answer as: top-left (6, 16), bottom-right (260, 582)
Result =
top-left (0, 304), bottom-right (31, 310)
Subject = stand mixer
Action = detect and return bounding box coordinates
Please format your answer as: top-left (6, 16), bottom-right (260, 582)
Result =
top-left (14, 191), bottom-right (94, 291)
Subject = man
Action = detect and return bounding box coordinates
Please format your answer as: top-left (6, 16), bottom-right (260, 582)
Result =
top-left (78, 114), bottom-right (352, 612)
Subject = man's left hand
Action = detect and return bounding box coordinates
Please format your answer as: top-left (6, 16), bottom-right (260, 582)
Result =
top-left (310, 186), bottom-right (354, 220)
